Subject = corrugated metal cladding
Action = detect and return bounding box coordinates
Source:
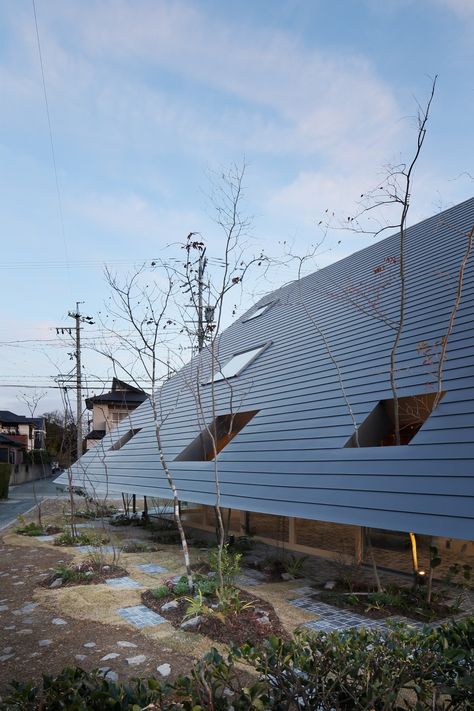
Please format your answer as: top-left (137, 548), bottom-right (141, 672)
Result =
top-left (62, 198), bottom-right (474, 540)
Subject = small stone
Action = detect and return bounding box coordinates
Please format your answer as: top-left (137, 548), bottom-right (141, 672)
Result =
top-left (281, 572), bottom-right (294, 581)
top-left (101, 652), bottom-right (120, 661)
top-left (161, 600), bottom-right (179, 612)
top-left (4, 626), bottom-right (15, 630)
top-left (156, 663), bottom-right (171, 677)
top-left (75, 654), bottom-right (87, 661)
top-left (117, 640), bottom-right (137, 648)
top-left (0, 654), bottom-right (13, 661)
top-left (103, 565), bottom-right (110, 571)
top-left (98, 668), bottom-right (118, 681)
top-left (52, 618), bottom-right (67, 625)
top-left (324, 580), bottom-right (336, 591)
top-left (38, 639), bottom-right (53, 647)
top-left (126, 654), bottom-right (147, 666)
top-left (258, 615), bottom-right (271, 625)
top-left (17, 629), bottom-right (33, 635)
top-left (84, 642), bottom-right (96, 648)
top-left (2, 647), bottom-right (12, 654)
top-left (180, 616), bottom-right (202, 630)
top-left (49, 578), bottom-right (63, 589)
top-left (22, 619), bottom-right (33, 624)
top-left (0, 605), bottom-right (9, 612)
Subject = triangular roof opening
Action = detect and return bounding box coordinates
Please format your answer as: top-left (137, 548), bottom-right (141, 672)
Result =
top-left (175, 410), bottom-right (259, 461)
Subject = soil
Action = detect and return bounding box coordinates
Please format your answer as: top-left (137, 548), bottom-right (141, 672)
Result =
top-left (317, 589), bottom-right (456, 622)
top-left (142, 588), bottom-right (289, 647)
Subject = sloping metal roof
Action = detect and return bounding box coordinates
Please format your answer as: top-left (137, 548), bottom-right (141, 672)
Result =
top-left (59, 197), bottom-right (474, 540)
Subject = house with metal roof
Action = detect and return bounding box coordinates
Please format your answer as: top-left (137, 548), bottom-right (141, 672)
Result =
top-left (59, 197), bottom-right (474, 568)
top-left (84, 378), bottom-right (148, 450)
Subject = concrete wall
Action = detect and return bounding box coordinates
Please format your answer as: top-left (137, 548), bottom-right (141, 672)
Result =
top-left (10, 462), bottom-right (52, 485)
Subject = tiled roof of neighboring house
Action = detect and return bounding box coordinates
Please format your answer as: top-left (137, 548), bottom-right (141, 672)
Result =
top-left (85, 378), bottom-right (148, 409)
top-left (0, 411), bottom-right (43, 430)
top-left (0, 433), bottom-right (24, 447)
top-left (58, 197), bottom-right (474, 541)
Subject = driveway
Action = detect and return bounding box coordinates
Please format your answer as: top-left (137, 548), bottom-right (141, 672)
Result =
top-left (0, 477), bottom-right (67, 531)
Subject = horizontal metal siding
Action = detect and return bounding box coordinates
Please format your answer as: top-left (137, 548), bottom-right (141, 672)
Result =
top-left (65, 198), bottom-right (474, 541)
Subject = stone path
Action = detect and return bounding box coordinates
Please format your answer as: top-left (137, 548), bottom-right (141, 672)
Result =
top-left (116, 605), bottom-right (167, 628)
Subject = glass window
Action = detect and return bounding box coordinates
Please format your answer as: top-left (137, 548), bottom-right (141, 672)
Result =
top-left (243, 301), bottom-right (275, 322)
top-left (207, 343), bottom-right (270, 383)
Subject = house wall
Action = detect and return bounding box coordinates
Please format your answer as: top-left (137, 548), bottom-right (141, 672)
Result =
top-left (92, 404), bottom-right (136, 433)
top-left (10, 462), bottom-right (51, 485)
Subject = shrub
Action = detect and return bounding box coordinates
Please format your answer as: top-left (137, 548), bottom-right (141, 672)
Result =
top-left (209, 544), bottom-right (242, 586)
top-left (150, 585), bottom-right (169, 600)
top-left (16, 521), bottom-right (44, 537)
top-left (53, 530), bottom-right (109, 547)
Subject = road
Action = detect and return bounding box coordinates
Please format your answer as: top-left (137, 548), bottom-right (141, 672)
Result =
top-left (0, 477), bottom-right (67, 531)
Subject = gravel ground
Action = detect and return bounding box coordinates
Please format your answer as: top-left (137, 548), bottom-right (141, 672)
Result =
top-left (0, 532), bottom-right (194, 701)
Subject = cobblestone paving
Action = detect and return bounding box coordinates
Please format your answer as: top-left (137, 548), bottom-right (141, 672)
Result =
top-left (289, 590), bottom-right (474, 633)
top-left (116, 605), bottom-right (166, 628)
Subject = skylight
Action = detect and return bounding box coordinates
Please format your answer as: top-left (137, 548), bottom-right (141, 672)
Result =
top-left (206, 343), bottom-right (271, 383)
top-left (243, 300), bottom-right (276, 322)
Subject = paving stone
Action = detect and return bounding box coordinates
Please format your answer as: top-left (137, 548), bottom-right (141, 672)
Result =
top-left (106, 577), bottom-right (143, 589)
top-left (157, 663), bottom-right (171, 677)
top-left (4, 625), bottom-right (15, 630)
top-left (75, 545), bottom-right (117, 554)
top-left (117, 640), bottom-right (137, 648)
top-left (84, 642), bottom-right (96, 648)
top-left (135, 563), bottom-right (168, 574)
top-left (35, 535), bottom-right (57, 542)
top-left (126, 654), bottom-right (147, 666)
top-left (38, 639), bottom-right (53, 647)
top-left (117, 605), bottom-right (166, 629)
top-left (101, 652), bottom-right (120, 661)
top-left (52, 618), bottom-right (67, 625)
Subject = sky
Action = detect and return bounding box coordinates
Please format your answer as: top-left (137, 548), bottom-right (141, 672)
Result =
top-left (0, 0), bottom-right (473, 416)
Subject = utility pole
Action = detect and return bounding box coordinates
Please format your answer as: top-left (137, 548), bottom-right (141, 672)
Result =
top-left (56, 303), bottom-right (94, 462)
top-left (197, 248), bottom-right (207, 352)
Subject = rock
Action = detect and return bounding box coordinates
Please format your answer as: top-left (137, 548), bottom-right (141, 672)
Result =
top-left (2, 647), bottom-right (12, 654)
top-left (180, 616), bottom-right (202, 630)
top-left (75, 654), bottom-right (87, 661)
top-left (17, 629), bottom-right (33, 635)
top-left (98, 668), bottom-right (118, 681)
top-left (52, 618), bottom-right (67, 625)
top-left (0, 605), bottom-right (9, 612)
top-left (38, 639), bottom-right (53, 647)
top-left (84, 642), bottom-right (96, 648)
top-left (0, 654), bottom-right (13, 662)
top-left (102, 565), bottom-right (110, 572)
top-left (156, 663), bottom-right (171, 677)
top-left (85, 571), bottom-right (93, 577)
top-left (126, 654), bottom-right (147, 666)
top-left (161, 600), bottom-right (178, 612)
top-left (117, 640), bottom-right (137, 648)
top-left (281, 572), bottom-right (294, 581)
top-left (101, 652), bottom-right (120, 661)
top-left (223, 687), bottom-right (234, 698)
top-left (258, 615), bottom-right (271, 625)
top-left (49, 578), bottom-right (63, 589)
top-left (324, 580), bottom-right (336, 591)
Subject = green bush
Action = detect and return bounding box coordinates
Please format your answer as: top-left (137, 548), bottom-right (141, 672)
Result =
top-left (16, 522), bottom-right (44, 537)
top-left (150, 585), bottom-right (170, 600)
top-left (53, 530), bottom-right (109, 547)
top-left (2, 618), bottom-right (473, 710)
top-left (0, 462), bottom-right (11, 499)
top-left (209, 544), bottom-right (242, 586)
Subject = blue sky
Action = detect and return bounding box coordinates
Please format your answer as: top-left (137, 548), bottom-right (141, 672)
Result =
top-left (0, 0), bottom-right (473, 414)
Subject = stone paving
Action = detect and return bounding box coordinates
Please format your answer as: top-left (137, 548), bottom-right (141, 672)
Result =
top-left (116, 605), bottom-right (167, 628)
top-left (106, 577), bottom-right (143, 589)
top-left (135, 563), bottom-right (168, 574)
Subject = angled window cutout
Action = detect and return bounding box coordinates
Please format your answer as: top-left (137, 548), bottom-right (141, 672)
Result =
top-left (175, 410), bottom-right (259, 461)
top-left (243, 300), bottom-right (277, 322)
top-left (206, 342), bottom-right (271, 384)
top-left (345, 392), bottom-right (445, 448)
top-left (109, 428), bottom-right (142, 451)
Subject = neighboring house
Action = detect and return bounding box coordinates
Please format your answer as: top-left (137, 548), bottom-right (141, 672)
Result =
top-left (58, 198), bottom-right (474, 568)
top-left (84, 378), bottom-right (148, 450)
top-left (0, 411), bottom-right (47, 485)
top-left (0, 410), bottom-right (45, 452)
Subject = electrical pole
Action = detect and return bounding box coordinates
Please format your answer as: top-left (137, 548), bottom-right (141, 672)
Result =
top-left (56, 303), bottom-right (94, 462)
top-left (197, 248), bottom-right (207, 352)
